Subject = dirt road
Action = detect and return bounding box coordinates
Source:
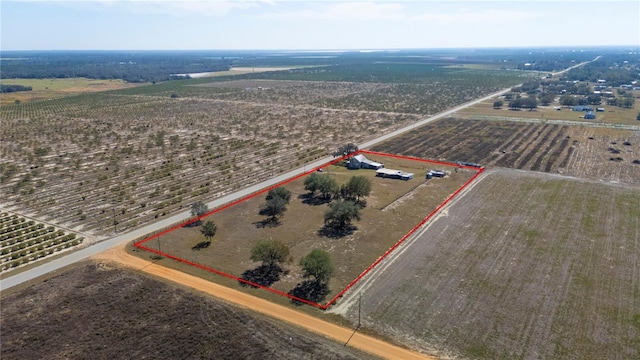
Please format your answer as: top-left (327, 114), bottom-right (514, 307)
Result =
top-left (93, 245), bottom-right (434, 360)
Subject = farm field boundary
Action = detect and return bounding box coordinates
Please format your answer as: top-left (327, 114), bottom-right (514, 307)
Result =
top-left (133, 150), bottom-right (484, 309)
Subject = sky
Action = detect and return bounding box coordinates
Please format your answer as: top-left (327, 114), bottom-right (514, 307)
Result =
top-left (1, 0), bottom-right (639, 51)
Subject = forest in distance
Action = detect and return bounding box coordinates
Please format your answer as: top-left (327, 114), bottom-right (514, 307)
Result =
top-left (1, 46), bottom-right (636, 83)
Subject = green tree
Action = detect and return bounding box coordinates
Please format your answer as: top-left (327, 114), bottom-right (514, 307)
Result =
top-left (493, 100), bottom-right (503, 109)
top-left (304, 173), bottom-right (321, 196)
top-left (300, 249), bottom-right (334, 283)
top-left (266, 187), bottom-right (291, 203)
top-left (260, 195), bottom-right (288, 221)
top-left (560, 95), bottom-right (578, 107)
top-left (190, 201), bottom-right (208, 226)
top-left (317, 175), bottom-right (338, 200)
top-left (341, 175), bottom-right (371, 203)
top-left (250, 239), bottom-right (290, 266)
top-left (621, 97), bottom-right (634, 109)
top-left (200, 220), bottom-right (217, 242)
top-left (521, 97), bottom-right (538, 111)
top-left (305, 173), bottom-right (338, 200)
top-left (324, 200), bottom-right (361, 231)
top-left (191, 201), bottom-right (208, 218)
top-left (539, 93), bottom-right (554, 106)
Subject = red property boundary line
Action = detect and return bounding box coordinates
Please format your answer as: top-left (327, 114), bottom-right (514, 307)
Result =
top-left (134, 150), bottom-right (484, 309)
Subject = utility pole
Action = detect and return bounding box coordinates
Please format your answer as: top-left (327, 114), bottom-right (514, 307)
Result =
top-left (358, 292), bottom-right (362, 329)
top-left (112, 208), bottom-right (117, 233)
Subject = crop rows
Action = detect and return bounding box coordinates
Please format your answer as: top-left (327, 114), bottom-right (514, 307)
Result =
top-left (1, 93), bottom-right (417, 235)
top-left (372, 118), bottom-right (640, 184)
top-left (0, 212), bottom-right (84, 272)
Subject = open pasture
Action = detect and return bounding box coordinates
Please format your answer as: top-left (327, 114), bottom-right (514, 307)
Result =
top-left (134, 153), bottom-right (478, 307)
top-left (0, 78), bottom-right (140, 106)
top-left (456, 93), bottom-right (640, 126)
top-left (372, 117), bottom-right (640, 184)
top-left (339, 169), bottom-right (640, 359)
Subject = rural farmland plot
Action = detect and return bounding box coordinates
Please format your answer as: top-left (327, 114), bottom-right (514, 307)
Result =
top-left (0, 66), bottom-right (527, 240)
top-left (373, 118), bottom-right (640, 184)
top-left (336, 169), bottom-right (639, 359)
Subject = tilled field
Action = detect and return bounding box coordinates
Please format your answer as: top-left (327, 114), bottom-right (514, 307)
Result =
top-left (337, 169), bottom-right (640, 359)
top-left (372, 118), bottom-right (640, 184)
top-left (0, 261), bottom-right (373, 360)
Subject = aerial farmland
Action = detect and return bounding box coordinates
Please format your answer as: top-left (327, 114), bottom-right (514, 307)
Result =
top-left (2, 47), bottom-right (639, 360)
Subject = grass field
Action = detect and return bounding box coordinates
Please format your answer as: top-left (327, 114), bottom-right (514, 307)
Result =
top-left (339, 169), bottom-right (640, 359)
top-left (0, 78), bottom-right (140, 105)
top-left (134, 157), bottom-right (475, 306)
top-left (0, 261), bottom-right (374, 360)
top-left (455, 92), bottom-right (640, 126)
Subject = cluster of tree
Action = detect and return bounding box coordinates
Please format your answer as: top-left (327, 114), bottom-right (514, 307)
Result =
top-left (509, 97), bottom-right (538, 110)
top-left (560, 94), bottom-right (634, 108)
top-left (245, 239), bottom-right (334, 303)
top-left (0, 51), bottom-right (232, 83)
top-left (1, 84), bottom-right (32, 93)
top-left (332, 143), bottom-right (359, 158)
top-left (303, 173), bottom-right (372, 232)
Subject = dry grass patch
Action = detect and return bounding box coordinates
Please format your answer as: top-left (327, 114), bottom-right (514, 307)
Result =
top-left (0, 78), bottom-right (141, 105)
top-left (455, 94), bottom-right (640, 126)
top-left (136, 161), bottom-right (475, 305)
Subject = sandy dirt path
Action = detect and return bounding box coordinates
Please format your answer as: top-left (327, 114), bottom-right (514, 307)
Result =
top-left (93, 245), bottom-right (435, 360)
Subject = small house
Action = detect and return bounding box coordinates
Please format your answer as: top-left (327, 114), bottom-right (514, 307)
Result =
top-left (427, 170), bottom-right (446, 179)
top-left (572, 105), bottom-right (593, 112)
top-left (376, 168), bottom-right (414, 180)
top-left (348, 154), bottom-right (384, 170)
top-left (584, 111), bottom-right (596, 120)
top-left (596, 108), bottom-right (605, 112)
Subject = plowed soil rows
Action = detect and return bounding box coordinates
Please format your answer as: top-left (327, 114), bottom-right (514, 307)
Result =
top-left (338, 169), bottom-right (640, 359)
top-left (372, 118), bottom-right (640, 184)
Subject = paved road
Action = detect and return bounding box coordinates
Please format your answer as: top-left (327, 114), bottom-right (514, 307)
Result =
top-left (1, 57), bottom-right (599, 291)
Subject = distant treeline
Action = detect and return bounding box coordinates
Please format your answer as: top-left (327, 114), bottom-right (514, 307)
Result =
top-left (1, 84), bottom-right (33, 93)
top-left (0, 51), bottom-right (233, 83)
